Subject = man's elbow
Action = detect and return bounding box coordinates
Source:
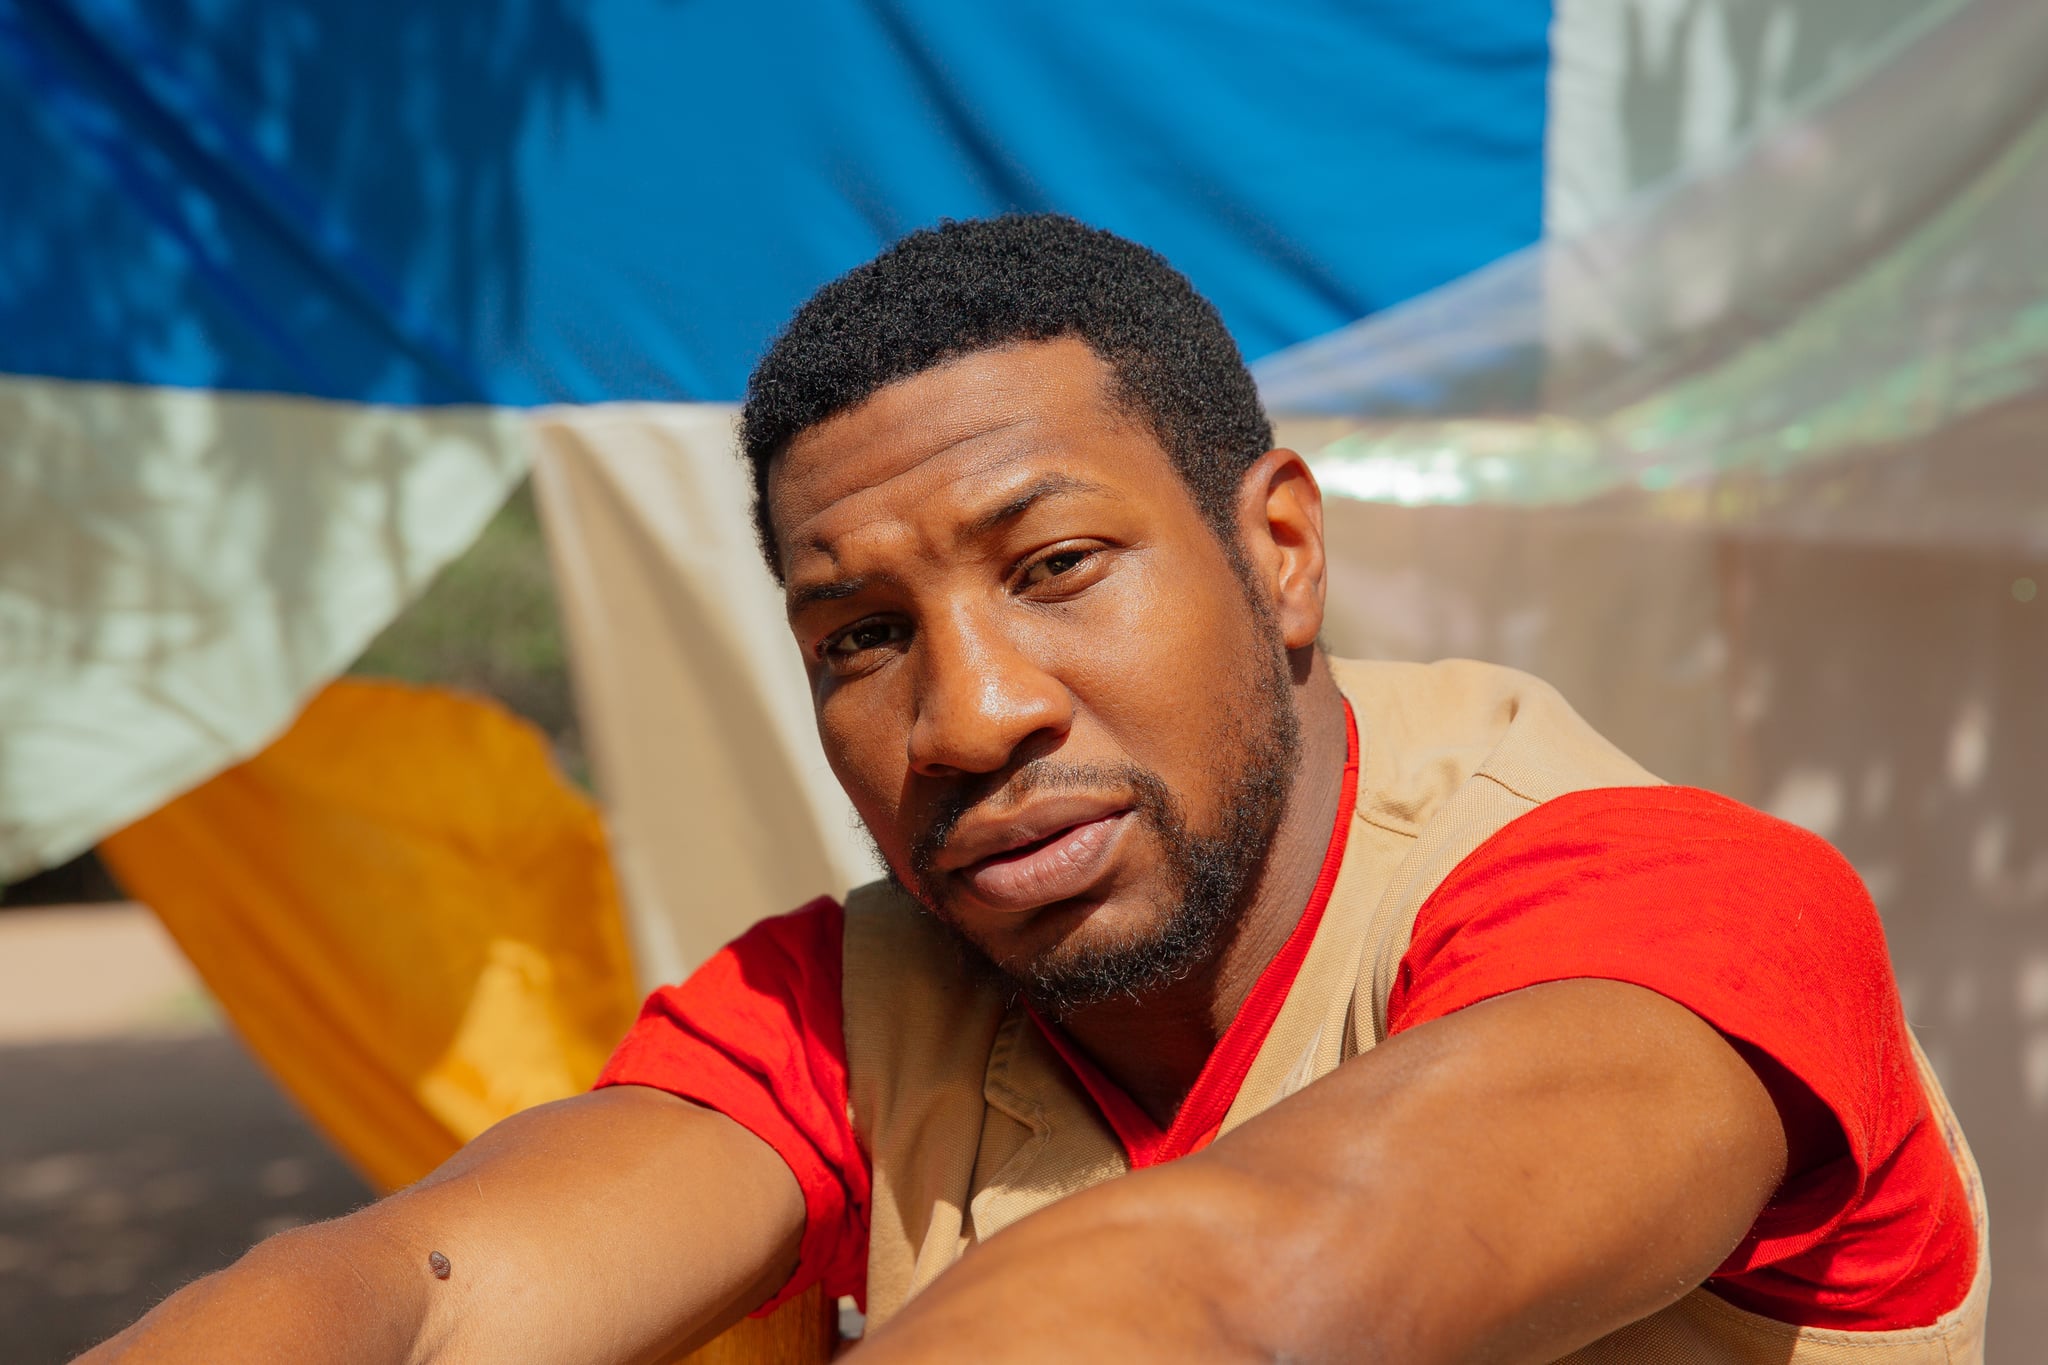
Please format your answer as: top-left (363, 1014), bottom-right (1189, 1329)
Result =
top-left (76, 1208), bottom-right (432, 1365)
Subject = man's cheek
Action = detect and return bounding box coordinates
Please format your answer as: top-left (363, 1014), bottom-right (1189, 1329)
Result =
top-left (821, 713), bottom-right (897, 807)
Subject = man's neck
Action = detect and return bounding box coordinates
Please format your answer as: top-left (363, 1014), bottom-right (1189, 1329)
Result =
top-left (1056, 659), bottom-right (1352, 1129)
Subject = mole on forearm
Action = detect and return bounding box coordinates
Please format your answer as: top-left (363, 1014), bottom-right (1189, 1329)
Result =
top-left (428, 1251), bottom-right (452, 1280)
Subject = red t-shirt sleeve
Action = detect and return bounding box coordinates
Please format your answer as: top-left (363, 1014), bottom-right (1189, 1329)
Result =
top-left (1386, 786), bottom-right (1975, 1330)
top-left (595, 895), bottom-right (869, 1313)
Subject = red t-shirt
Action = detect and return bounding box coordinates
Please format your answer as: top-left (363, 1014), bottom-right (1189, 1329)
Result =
top-left (598, 768), bottom-right (1975, 1328)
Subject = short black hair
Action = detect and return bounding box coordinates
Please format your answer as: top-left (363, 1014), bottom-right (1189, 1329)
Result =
top-left (738, 214), bottom-right (1274, 577)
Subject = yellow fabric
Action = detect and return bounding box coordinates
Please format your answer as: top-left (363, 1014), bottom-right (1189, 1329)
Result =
top-left (100, 679), bottom-right (640, 1193)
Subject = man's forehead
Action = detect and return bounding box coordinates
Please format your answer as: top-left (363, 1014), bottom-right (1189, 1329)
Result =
top-left (769, 339), bottom-right (1147, 564)
top-left (788, 426), bottom-right (1066, 558)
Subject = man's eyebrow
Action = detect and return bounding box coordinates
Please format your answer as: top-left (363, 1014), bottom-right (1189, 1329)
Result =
top-left (787, 575), bottom-right (870, 613)
top-left (786, 474), bottom-right (1108, 613)
top-left (959, 473), bottom-right (1108, 541)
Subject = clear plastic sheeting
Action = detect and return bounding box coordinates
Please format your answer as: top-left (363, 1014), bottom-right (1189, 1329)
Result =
top-left (1309, 499), bottom-right (2048, 1354)
top-left (0, 377), bottom-right (527, 880)
top-left (1543, 0), bottom-right (1963, 239)
top-left (1258, 2), bottom-right (2048, 1345)
top-left (1261, 0), bottom-right (2048, 554)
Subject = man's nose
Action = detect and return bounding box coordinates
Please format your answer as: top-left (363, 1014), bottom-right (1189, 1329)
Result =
top-left (906, 610), bottom-right (1071, 777)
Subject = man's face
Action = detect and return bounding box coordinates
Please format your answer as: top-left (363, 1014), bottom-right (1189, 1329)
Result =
top-left (770, 337), bottom-right (1300, 1013)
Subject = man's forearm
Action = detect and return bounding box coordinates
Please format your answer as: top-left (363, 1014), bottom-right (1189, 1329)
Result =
top-left (75, 1089), bottom-right (807, 1365)
top-left (80, 1215), bottom-right (431, 1365)
top-left (855, 981), bottom-right (1786, 1364)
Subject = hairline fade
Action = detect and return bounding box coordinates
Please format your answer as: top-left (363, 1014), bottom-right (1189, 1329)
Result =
top-left (738, 213), bottom-right (1275, 581)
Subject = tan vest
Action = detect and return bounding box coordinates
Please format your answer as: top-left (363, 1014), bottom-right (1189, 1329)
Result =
top-left (842, 659), bottom-right (1990, 1361)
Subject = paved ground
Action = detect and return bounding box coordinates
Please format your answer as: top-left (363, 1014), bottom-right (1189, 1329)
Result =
top-left (0, 904), bottom-right (215, 1046)
top-left (0, 907), bottom-right (370, 1362)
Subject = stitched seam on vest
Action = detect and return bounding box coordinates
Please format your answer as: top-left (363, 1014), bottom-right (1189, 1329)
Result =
top-left (1471, 765), bottom-right (1553, 808)
top-left (1360, 778), bottom-right (1541, 1045)
top-left (982, 1008), bottom-right (1049, 1136)
top-left (1909, 1034), bottom-right (1992, 1337)
top-left (976, 1009), bottom-right (1062, 1231)
top-left (1357, 809), bottom-right (1415, 838)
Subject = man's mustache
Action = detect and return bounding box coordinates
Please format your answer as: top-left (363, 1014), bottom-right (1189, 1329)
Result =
top-left (907, 760), bottom-right (1170, 885)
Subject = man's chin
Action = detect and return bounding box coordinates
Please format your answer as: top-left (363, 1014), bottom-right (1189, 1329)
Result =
top-left (995, 903), bottom-right (1235, 1017)
top-left (949, 888), bottom-right (1139, 966)
top-left (900, 866), bottom-right (1242, 1016)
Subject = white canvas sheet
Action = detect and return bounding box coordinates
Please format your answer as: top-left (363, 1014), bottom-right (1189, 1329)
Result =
top-left (0, 376), bottom-right (526, 881)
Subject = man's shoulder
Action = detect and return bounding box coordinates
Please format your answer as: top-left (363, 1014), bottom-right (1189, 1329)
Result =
top-left (1325, 658), bottom-right (1850, 888)
top-left (1527, 781), bottom-right (1811, 831)
top-left (1508, 784), bottom-right (1869, 898)
top-left (1328, 656), bottom-right (1661, 837)
top-left (1435, 783), bottom-right (1877, 946)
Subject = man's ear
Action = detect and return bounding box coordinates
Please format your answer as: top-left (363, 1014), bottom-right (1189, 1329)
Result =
top-left (1234, 448), bottom-right (1327, 651)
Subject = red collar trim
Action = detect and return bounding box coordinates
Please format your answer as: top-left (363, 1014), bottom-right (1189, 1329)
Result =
top-left (1030, 698), bottom-right (1361, 1168)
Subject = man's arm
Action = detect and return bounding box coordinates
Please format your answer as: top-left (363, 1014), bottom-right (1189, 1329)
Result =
top-left (81, 1085), bottom-right (804, 1365)
top-left (857, 979), bottom-right (1790, 1364)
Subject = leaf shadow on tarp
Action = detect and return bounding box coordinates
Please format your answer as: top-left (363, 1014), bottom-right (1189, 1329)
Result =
top-left (0, 0), bottom-right (589, 875)
top-left (0, 0), bottom-right (604, 403)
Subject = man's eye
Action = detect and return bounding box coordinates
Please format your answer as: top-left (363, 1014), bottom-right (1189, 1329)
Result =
top-left (824, 620), bottom-right (906, 659)
top-left (1021, 550), bottom-right (1090, 587)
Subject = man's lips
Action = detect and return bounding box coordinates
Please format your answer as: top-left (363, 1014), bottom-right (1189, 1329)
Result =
top-left (939, 799), bottom-right (1135, 913)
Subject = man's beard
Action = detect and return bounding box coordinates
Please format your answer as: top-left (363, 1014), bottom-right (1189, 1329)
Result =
top-left (878, 620), bottom-right (1304, 1019)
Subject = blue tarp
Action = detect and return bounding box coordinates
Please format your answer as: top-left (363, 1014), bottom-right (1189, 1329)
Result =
top-left (0, 0), bottom-right (1550, 405)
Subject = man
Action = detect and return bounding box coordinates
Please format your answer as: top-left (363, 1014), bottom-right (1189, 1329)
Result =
top-left (89, 216), bottom-right (1984, 1363)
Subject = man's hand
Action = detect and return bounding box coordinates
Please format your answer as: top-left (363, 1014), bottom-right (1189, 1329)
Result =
top-left (79, 1086), bottom-right (804, 1365)
top-left (855, 979), bottom-right (1790, 1364)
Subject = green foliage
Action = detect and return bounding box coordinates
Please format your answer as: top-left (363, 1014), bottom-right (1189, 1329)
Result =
top-left (349, 477), bottom-right (585, 784)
